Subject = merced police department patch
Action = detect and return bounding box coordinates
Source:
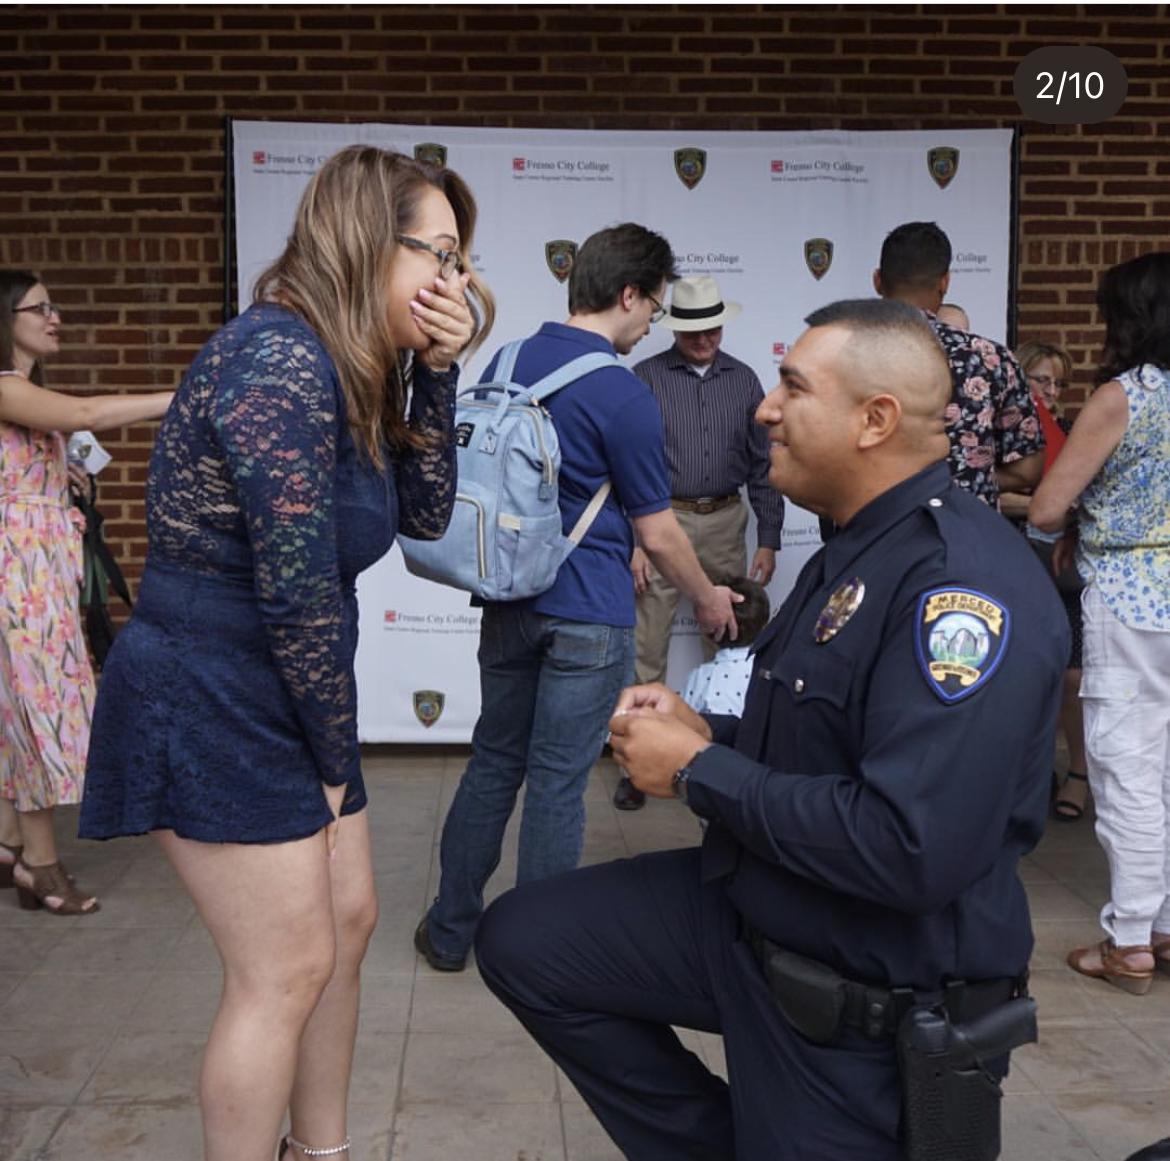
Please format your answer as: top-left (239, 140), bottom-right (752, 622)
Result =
top-left (915, 587), bottom-right (1010, 704)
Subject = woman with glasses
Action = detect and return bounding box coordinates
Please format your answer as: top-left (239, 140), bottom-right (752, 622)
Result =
top-left (0, 269), bottom-right (173, 914)
top-left (78, 146), bottom-right (494, 1161)
top-left (1001, 340), bottom-right (1089, 821)
top-left (1032, 253), bottom-right (1170, 995)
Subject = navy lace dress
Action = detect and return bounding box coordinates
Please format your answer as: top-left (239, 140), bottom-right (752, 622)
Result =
top-left (80, 303), bottom-right (456, 842)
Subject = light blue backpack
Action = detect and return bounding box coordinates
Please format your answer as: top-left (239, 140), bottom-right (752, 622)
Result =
top-left (399, 339), bottom-right (618, 601)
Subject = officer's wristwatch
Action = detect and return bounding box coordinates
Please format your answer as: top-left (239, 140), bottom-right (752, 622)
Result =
top-left (672, 761), bottom-right (694, 804)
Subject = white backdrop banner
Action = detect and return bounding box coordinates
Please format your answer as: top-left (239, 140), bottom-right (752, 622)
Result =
top-left (231, 121), bottom-right (1015, 742)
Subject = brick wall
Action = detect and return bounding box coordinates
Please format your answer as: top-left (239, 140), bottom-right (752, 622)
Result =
top-left (3, 4), bottom-right (1168, 580)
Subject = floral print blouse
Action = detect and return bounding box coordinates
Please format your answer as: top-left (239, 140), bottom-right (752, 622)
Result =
top-left (930, 316), bottom-right (1045, 507)
top-left (1077, 363), bottom-right (1170, 631)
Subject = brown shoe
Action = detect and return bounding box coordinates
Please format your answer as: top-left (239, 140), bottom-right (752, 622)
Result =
top-left (13, 858), bottom-right (99, 915)
top-left (1067, 938), bottom-right (1154, 995)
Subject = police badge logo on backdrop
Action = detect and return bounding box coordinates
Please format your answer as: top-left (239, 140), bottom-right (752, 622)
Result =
top-left (674, 147), bottom-right (707, 190)
top-left (804, 238), bottom-right (834, 281)
top-left (915, 588), bottom-right (1010, 703)
top-left (927, 146), bottom-right (960, 190)
top-left (545, 240), bottom-right (577, 283)
top-left (413, 142), bottom-right (448, 168)
top-left (412, 690), bottom-right (445, 728)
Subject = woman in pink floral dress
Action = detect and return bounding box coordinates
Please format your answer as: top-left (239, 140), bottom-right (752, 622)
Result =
top-left (0, 269), bottom-right (172, 913)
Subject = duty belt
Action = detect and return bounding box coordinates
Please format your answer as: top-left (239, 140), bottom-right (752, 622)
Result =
top-left (670, 493), bottom-right (739, 515)
top-left (744, 923), bottom-right (1027, 1043)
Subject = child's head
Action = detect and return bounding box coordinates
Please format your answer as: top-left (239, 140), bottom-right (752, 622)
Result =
top-left (716, 576), bottom-right (771, 647)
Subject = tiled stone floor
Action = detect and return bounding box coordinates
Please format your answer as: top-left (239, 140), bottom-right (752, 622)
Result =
top-left (3, 747), bottom-right (1169, 1160)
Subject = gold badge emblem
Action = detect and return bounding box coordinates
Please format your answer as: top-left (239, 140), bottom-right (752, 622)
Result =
top-left (412, 690), bottom-right (445, 728)
top-left (674, 147), bottom-right (707, 190)
top-left (815, 577), bottom-right (865, 643)
top-left (413, 142), bottom-right (448, 168)
top-left (804, 238), bottom-right (834, 281)
top-left (927, 146), bottom-right (959, 190)
top-left (545, 239), bottom-right (578, 283)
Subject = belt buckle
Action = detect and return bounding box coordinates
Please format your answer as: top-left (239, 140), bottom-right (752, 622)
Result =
top-left (694, 497), bottom-right (716, 514)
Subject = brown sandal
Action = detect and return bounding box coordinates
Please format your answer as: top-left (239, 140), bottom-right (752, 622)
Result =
top-left (1067, 938), bottom-right (1154, 995)
top-left (1052, 770), bottom-right (1089, 821)
top-left (1153, 934), bottom-right (1170, 978)
top-left (13, 858), bottom-right (99, 915)
top-left (0, 840), bottom-right (22, 888)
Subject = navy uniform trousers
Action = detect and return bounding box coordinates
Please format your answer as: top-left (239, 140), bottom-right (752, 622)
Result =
top-left (476, 847), bottom-right (905, 1161)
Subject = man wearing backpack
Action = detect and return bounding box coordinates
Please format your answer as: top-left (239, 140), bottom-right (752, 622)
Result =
top-left (416, 223), bottom-right (740, 973)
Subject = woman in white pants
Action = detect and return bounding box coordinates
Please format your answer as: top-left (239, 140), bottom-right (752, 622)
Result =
top-left (1031, 251), bottom-right (1170, 996)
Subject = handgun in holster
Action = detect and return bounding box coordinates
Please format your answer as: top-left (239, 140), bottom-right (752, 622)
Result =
top-left (897, 996), bottom-right (1038, 1161)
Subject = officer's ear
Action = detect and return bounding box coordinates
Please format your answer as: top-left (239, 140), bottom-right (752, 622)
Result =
top-left (856, 392), bottom-right (901, 449)
top-left (872, 268), bottom-right (884, 297)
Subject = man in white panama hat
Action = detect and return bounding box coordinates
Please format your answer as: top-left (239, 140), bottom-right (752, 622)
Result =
top-left (615, 274), bottom-right (783, 811)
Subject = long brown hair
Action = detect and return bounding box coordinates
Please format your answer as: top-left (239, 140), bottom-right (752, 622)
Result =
top-left (253, 146), bottom-right (495, 463)
top-left (0, 268), bottom-right (46, 385)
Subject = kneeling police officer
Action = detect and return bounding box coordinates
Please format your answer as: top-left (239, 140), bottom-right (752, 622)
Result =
top-left (475, 299), bottom-right (1067, 1160)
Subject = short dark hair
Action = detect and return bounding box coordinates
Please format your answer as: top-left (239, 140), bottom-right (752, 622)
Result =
top-left (567, 223), bottom-right (678, 314)
top-left (0, 268), bottom-right (45, 385)
top-left (715, 575), bottom-right (771, 646)
top-left (805, 296), bottom-right (934, 337)
top-left (1095, 251), bottom-right (1170, 383)
top-left (878, 222), bottom-right (952, 294)
top-left (802, 298), bottom-right (950, 401)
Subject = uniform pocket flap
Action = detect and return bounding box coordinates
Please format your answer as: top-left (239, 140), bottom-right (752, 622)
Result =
top-left (770, 646), bottom-right (855, 708)
top-left (1079, 668), bottom-right (1138, 701)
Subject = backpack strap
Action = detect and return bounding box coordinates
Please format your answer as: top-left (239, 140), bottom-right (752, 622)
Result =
top-left (492, 339), bottom-right (525, 383)
top-left (528, 351), bottom-right (619, 403)
top-left (535, 350), bottom-right (620, 546)
top-left (566, 481), bottom-right (612, 545)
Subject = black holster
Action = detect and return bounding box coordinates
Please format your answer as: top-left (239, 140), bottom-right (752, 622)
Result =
top-left (755, 942), bottom-right (847, 1043)
top-left (898, 997), bottom-right (1038, 1161)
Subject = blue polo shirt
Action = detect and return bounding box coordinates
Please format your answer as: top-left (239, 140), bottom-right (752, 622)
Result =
top-left (480, 322), bottom-right (670, 626)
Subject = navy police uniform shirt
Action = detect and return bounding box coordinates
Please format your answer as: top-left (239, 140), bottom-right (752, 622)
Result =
top-left (684, 460), bottom-right (1070, 992)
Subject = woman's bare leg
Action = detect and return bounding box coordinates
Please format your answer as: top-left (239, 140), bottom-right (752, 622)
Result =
top-left (156, 828), bottom-right (337, 1161)
top-left (0, 797), bottom-right (20, 849)
top-left (285, 809), bottom-right (378, 1157)
top-left (13, 805), bottom-right (59, 865)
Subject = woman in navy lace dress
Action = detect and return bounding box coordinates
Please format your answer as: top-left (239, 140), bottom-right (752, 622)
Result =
top-left (80, 146), bottom-right (494, 1161)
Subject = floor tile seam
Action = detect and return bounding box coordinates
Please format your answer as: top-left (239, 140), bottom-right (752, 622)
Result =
top-left (22, 1022), bottom-right (123, 1124)
top-left (0, 921), bottom-right (71, 957)
top-left (69, 1018), bottom-right (170, 1108)
top-left (385, 1013), bottom-right (414, 1158)
top-left (19, 1102), bottom-right (71, 1161)
top-left (1026, 1083), bottom-right (1170, 1098)
top-left (1029, 1098), bottom-right (1107, 1161)
top-left (554, 1067), bottom-right (572, 1161)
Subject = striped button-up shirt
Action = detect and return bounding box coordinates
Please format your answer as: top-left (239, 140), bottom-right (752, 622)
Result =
top-left (633, 345), bottom-right (784, 549)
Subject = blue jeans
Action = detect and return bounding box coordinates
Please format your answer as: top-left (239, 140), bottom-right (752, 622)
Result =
top-left (428, 603), bottom-right (634, 958)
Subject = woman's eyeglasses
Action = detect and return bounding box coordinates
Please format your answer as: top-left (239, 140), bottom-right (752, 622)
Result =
top-left (1027, 373), bottom-right (1067, 391)
top-left (395, 235), bottom-right (462, 279)
top-left (13, 302), bottom-right (61, 320)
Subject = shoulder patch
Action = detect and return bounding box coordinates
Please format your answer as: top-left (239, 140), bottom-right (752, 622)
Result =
top-left (915, 587), bottom-right (1010, 704)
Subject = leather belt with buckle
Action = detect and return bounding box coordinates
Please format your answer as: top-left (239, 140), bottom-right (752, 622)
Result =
top-left (670, 493), bottom-right (739, 515)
